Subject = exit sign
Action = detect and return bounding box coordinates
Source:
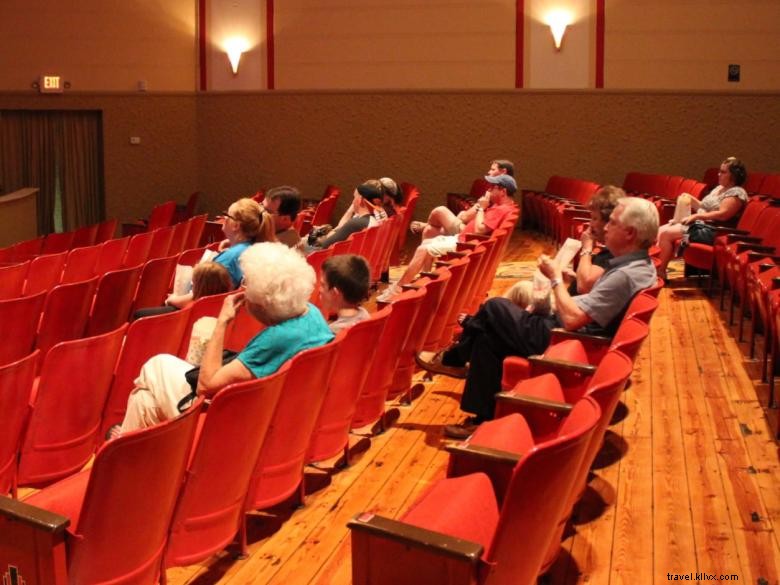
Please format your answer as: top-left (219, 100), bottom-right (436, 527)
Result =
top-left (39, 75), bottom-right (63, 93)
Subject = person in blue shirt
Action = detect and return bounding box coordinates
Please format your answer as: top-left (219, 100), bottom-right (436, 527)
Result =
top-left (165, 197), bottom-right (275, 308)
top-left (112, 242), bottom-right (334, 436)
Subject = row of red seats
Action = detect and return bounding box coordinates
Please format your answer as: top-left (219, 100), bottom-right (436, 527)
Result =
top-left (348, 277), bottom-right (662, 584)
top-left (0, 214), bottom-right (207, 302)
top-left (0, 218), bottom-right (118, 263)
top-left (0, 205), bottom-right (518, 584)
top-left (0, 217), bottom-right (209, 368)
top-left (522, 176), bottom-right (601, 243)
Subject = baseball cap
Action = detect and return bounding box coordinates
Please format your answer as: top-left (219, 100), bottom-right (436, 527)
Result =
top-left (484, 174), bottom-right (517, 195)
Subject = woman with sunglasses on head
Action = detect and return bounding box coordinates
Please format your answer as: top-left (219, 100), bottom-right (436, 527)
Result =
top-left (655, 156), bottom-right (748, 281)
top-left (165, 197), bottom-right (276, 308)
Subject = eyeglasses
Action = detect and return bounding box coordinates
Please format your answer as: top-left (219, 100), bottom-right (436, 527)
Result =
top-left (219, 211), bottom-right (240, 222)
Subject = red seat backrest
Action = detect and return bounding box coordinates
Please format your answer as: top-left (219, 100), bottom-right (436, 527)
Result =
top-left (244, 337), bottom-right (343, 511)
top-left (147, 200), bottom-right (177, 232)
top-left (41, 231), bottom-right (75, 255)
top-left (0, 260), bottom-right (30, 300)
top-left (95, 235), bottom-right (130, 274)
top-left (351, 287), bottom-right (426, 429)
top-left (184, 214), bottom-right (208, 250)
top-left (624, 291), bottom-right (659, 324)
top-left (71, 223), bottom-right (99, 249)
top-left (147, 225), bottom-right (175, 260)
top-left (18, 325), bottom-right (127, 488)
top-left (177, 290), bottom-right (233, 358)
top-left (131, 254), bottom-right (178, 314)
top-left (61, 244), bottom-right (101, 284)
top-left (94, 218), bottom-right (118, 243)
top-left (0, 351), bottom-right (39, 497)
top-left (24, 251), bottom-right (67, 295)
top-left (27, 398), bottom-right (203, 585)
top-left (308, 307), bottom-right (391, 463)
top-left (123, 230), bottom-right (156, 267)
top-left (306, 247), bottom-right (335, 310)
top-left (483, 397), bottom-right (600, 584)
top-left (0, 292), bottom-right (46, 365)
top-left (10, 236), bottom-right (44, 262)
top-left (86, 265), bottom-right (143, 336)
top-left (100, 307), bottom-right (192, 435)
top-left (167, 220), bottom-right (191, 256)
top-left (163, 364), bottom-right (289, 569)
top-left (35, 277), bottom-right (99, 362)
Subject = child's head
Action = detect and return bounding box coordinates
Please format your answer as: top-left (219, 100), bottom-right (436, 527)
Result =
top-left (320, 254), bottom-right (370, 311)
top-left (504, 280), bottom-right (552, 315)
top-left (192, 261), bottom-right (233, 300)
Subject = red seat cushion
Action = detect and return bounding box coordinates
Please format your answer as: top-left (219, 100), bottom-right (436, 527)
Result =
top-left (468, 413), bottom-right (535, 454)
top-left (402, 472), bottom-right (499, 551)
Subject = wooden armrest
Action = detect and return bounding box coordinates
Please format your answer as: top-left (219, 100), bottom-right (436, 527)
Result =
top-left (464, 233), bottom-right (490, 241)
top-left (548, 328), bottom-right (611, 346)
top-left (444, 442), bottom-right (521, 465)
top-left (444, 251), bottom-right (468, 258)
top-left (495, 391), bottom-right (574, 414)
top-left (456, 241), bottom-right (478, 251)
top-left (419, 271), bottom-right (439, 278)
top-left (710, 226), bottom-right (748, 235)
top-left (0, 495), bottom-right (70, 534)
top-left (772, 277), bottom-right (780, 290)
top-left (347, 513), bottom-right (483, 563)
top-left (757, 263), bottom-right (777, 273)
top-left (401, 284), bottom-right (422, 291)
top-left (738, 243), bottom-right (774, 254)
top-left (434, 260), bottom-right (453, 267)
top-left (726, 235), bottom-right (761, 244)
top-left (527, 355), bottom-right (597, 375)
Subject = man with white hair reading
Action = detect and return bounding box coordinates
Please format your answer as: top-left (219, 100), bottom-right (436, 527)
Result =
top-left (417, 194), bottom-right (659, 438)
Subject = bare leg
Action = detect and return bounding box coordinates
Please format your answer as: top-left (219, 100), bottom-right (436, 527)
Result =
top-left (656, 222), bottom-right (684, 276)
top-left (421, 206), bottom-right (462, 240)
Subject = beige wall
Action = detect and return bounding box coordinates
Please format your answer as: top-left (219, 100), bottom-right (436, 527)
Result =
top-left (605, 0), bottom-right (780, 90)
top-left (0, 94), bottom-right (199, 223)
top-left (196, 90), bottom-right (780, 219)
top-left (274, 0), bottom-right (516, 90)
top-left (1, 90), bottom-right (778, 224)
top-left (0, 0), bottom-right (197, 92)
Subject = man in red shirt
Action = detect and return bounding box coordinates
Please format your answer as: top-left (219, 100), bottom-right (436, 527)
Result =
top-left (377, 173), bottom-right (516, 302)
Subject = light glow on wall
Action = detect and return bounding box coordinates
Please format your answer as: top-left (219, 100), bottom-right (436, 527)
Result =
top-left (545, 9), bottom-right (573, 50)
top-left (224, 36), bottom-right (250, 74)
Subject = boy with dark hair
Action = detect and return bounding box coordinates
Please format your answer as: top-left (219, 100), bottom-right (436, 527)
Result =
top-left (319, 254), bottom-right (371, 333)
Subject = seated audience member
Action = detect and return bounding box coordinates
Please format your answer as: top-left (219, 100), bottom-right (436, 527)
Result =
top-left (309, 180), bottom-right (386, 251)
top-left (264, 185), bottom-right (304, 249)
top-left (567, 185), bottom-right (625, 295)
top-left (379, 177), bottom-right (402, 217)
top-left (319, 254), bottom-right (371, 333)
top-left (502, 280), bottom-right (553, 315)
top-left (377, 173), bottom-right (517, 302)
top-left (111, 242), bottom-right (334, 436)
top-left (409, 159), bottom-right (514, 236)
top-left (166, 197), bottom-right (275, 308)
top-left (417, 196), bottom-right (658, 438)
top-left (134, 261), bottom-right (233, 320)
top-left (656, 156), bottom-right (747, 280)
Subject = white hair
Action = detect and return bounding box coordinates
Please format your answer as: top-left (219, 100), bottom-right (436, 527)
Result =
top-left (240, 242), bottom-right (315, 323)
top-left (615, 197), bottom-right (659, 248)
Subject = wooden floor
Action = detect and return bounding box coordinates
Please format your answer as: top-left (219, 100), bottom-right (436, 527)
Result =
top-left (158, 231), bottom-right (778, 584)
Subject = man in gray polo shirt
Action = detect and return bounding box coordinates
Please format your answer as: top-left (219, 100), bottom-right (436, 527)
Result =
top-left (418, 195), bottom-right (659, 438)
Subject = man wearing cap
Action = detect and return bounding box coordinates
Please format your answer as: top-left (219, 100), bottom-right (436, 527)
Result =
top-left (377, 173), bottom-right (516, 302)
top-left (308, 179), bottom-right (385, 252)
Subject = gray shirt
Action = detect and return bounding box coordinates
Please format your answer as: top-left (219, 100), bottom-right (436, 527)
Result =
top-left (573, 249), bottom-right (657, 333)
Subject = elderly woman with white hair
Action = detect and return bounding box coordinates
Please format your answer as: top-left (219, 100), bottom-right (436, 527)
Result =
top-left (111, 242), bottom-right (334, 436)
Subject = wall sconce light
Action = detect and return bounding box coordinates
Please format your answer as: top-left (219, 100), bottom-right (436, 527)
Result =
top-left (224, 37), bottom-right (249, 75)
top-left (546, 10), bottom-right (571, 50)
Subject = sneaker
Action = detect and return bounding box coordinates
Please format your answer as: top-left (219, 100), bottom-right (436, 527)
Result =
top-left (376, 284), bottom-right (399, 304)
top-left (415, 351), bottom-right (468, 379)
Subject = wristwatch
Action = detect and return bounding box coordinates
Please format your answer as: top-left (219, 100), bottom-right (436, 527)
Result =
top-left (580, 250), bottom-right (593, 257)
top-left (550, 278), bottom-right (561, 289)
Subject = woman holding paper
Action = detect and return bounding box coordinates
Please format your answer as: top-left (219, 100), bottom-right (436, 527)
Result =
top-left (655, 157), bottom-right (748, 281)
top-left (165, 197), bottom-right (275, 308)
